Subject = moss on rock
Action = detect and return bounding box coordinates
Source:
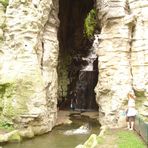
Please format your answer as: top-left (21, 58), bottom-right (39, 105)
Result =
top-left (19, 126), bottom-right (34, 138)
top-left (2, 81), bottom-right (28, 117)
top-left (0, 115), bottom-right (14, 131)
top-left (0, 130), bottom-right (21, 143)
top-left (0, 0), bottom-right (8, 9)
top-left (135, 96), bottom-right (146, 108)
top-left (75, 134), bottom-right (102, 148)
top-left (1, 77), bottom-right (38, 119)
top-left (84, 134), bottom-right (98, 148)
top-left (8, 130), bottom-right (21, 142)
top-left (0, 83), bottom-right (12, 112)
top-left (135, 90), bottom-right (145, 97)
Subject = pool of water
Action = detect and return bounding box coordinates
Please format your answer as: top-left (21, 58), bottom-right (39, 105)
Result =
top-left (3, 115), bottom-right (100, 148)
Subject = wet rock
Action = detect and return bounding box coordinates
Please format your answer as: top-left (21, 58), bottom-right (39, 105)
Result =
top-left (19, 126), bottom-right (34, 138)
top-left (75, 134), bottom-right (98, 148)
top-left (8, 131), bottom-right (21, 142)
top-left (83, 134), bottom-right (98, 148)
top-left (0, 130), bottom-right (21, 143)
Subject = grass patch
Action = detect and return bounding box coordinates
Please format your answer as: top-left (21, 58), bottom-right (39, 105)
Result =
top-left (96, 136), bottom-right (104, 144)
top-left (117, 131), bottom-right (146, 148)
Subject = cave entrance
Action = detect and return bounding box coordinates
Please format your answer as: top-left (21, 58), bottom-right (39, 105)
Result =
top-left (58, 0), bottom-right (99, 111)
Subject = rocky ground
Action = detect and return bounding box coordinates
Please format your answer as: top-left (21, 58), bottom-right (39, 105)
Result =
top-left (56, 110), bottom-right (99, 125)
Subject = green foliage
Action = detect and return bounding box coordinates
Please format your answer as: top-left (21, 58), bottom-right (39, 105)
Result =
top-left (8, 131), bottom-right (21, 142)
top-left (0, 0), bottom-right (9, 8)
top-left (0, 83), bottom-right (12, 111)
top-left (0, 79), bottom-right (33, 118)
top-left (0, 116), bottom-right (14, 130)
top-left (117, 131), bottom-right (146, 148)
top-left (84, 9), bottom-right (97, 37)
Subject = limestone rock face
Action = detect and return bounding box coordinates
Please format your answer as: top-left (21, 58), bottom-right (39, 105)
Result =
top-left (0, 0), bottom-right (148, 133)
top-left (0, 0), bottom-right (59, 135)
top-left (129, 0), bottom-right (148, 117)
top-left (0, 3), bottom-right (5, 49)
top-left (95, 0), bottom-right (132, 127)
top-left (95, 0), bottom-right (148, 127)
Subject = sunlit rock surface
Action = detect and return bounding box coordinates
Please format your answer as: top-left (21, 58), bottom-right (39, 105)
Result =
top-left (95, 0), bottom-right (148, 127)
top-left (0, 0), bottom-right (59, 135)
top-left (129, 0), bottom-right (148, 118)
top-left (95, 0), bottom-right (132, 127)
top-left (0, 0), bottom-right (147, 135)
top-left (0, 3), bottom-right (5, 49)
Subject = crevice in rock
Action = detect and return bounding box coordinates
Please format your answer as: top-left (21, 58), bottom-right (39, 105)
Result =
top-left (57, 0), bottom-right (99, 111)
top-left (40, 42), bottom-right (44, 73)
top-left (129, 24), bottom-right (136, 89)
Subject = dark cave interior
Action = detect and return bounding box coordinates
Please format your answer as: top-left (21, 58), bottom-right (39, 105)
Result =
top-left (57, 0), bottom-right (99, 111)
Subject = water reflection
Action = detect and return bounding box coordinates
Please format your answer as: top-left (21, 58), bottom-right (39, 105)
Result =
top-left (3, 115), bottom-right (100, 148)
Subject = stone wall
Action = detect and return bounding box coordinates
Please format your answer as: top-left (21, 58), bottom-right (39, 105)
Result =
top-left (0, 0), bottom-right (59, 135)
top-left (95, 0), bottom-right (148, 127)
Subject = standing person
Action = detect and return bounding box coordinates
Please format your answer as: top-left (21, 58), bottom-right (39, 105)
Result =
top-left (126, 92), bottom-right (137, 130)
top-left (70, 90), bottom-right (77, 111)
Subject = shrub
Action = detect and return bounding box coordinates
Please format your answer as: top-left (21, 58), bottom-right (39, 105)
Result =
top-left (84, 9), bottom-right (97, 37)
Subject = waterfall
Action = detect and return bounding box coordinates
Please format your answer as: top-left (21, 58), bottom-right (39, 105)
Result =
top-left (74, 39), bottom-right (99, 111)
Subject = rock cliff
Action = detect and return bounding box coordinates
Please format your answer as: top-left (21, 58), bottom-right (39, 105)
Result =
top-left (0, 0), bottom-right (59, 135)
top-left (0, 0), bottom-right (147, 135)
top-left (95, 0), bottom-right (148, 126)
top-left (0, 3), bottom-right (5, 52)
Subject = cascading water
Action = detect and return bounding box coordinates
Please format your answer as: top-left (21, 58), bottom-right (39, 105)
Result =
top-left (73, 48), bottom-right (98, 111)
top-left (71, 32), bottom-right (100, 111)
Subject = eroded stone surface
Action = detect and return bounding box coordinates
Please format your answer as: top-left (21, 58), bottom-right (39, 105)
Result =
top-left (129, 0), bottom-right (148, 116)
top-left (0, 3), bottom-right (5, 49)
top-left (0, 0), bottom-right (148, 135)
top-left (0, 0), bottom-right (59, 135)
top-left (95, 0), bottom-right (148, 127)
